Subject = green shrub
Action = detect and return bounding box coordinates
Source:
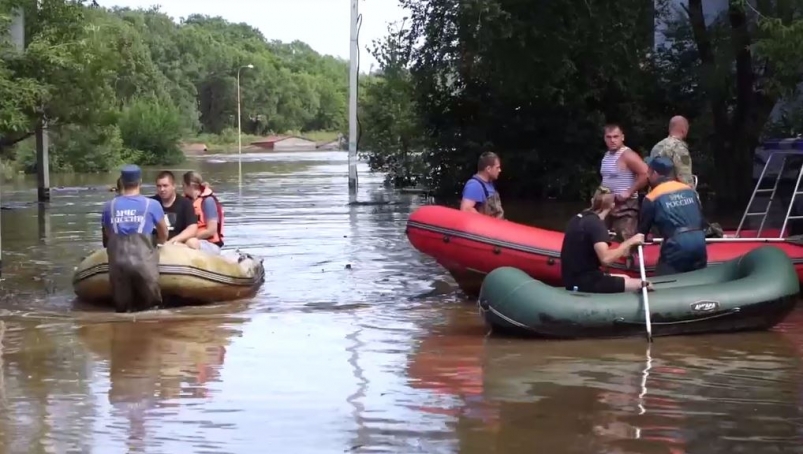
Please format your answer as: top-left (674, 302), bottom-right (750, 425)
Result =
top-left (118, 97), bottom-right (185, 165)
top-left (14, 125), bottom-right (128, 173)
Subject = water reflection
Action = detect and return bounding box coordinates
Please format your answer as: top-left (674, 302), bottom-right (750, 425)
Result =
top-left (403, 299), bottom-right (803, 453)
top-left (458, 333), bottom-right (801, 453)
top-left (37, 203), bottom-right (50, 245)
top-left (77, 315), bottom-right (245, 451)
top-left (0, 320), bottom-right (96, 453)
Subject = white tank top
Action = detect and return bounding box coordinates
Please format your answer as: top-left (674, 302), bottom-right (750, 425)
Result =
top-left (600, 148), bottom-right (636, 195)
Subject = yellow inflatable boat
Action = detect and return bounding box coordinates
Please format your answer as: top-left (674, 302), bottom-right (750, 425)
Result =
top-left (72, 244), bottom-right (265, 305)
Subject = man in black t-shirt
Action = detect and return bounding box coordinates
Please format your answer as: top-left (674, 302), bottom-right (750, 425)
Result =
top-left (152, 170), bottom-right (198, 244)
top-left (560, 186), bottom-right (651, 293)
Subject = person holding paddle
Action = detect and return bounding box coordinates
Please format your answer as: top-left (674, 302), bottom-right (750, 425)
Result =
top-left (639, 156), bottom-right (707, 276)
top-left (560, 186), bottom-right (653, 293)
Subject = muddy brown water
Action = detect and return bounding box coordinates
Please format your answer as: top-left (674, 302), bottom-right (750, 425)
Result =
top-left (0, 151), bottom-right (802, 453)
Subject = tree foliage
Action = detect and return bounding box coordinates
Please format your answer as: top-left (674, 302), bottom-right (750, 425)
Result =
top-left (358, 23), bottom-right (427, 188)
top-left (359, 0), bottom-right (803, 206)
top-left (0, 0), bottom-right (353, 173)
top-left (117, 97), bottom-right (184, 165)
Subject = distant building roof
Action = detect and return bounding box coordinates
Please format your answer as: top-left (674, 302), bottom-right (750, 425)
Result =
top-left (250, 135), bottom-right (314, 145)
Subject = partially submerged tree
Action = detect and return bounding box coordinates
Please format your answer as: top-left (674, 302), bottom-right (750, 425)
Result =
top-left (359, 21), bottom-right (427, 188)
top-left (356, 0), bottom-right (803, 205)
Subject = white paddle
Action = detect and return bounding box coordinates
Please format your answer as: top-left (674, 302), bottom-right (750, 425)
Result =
top-left (637, 245), bottom-right (653, 342)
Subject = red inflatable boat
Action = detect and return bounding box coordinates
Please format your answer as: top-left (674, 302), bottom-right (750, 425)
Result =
top-left (406, 205), bottom-right (803, 296)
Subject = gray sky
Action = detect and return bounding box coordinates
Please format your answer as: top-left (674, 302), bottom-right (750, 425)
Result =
top-left (105, 0), bottom-right (408, 72)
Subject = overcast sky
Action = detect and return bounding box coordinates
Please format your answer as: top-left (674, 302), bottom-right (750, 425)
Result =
top-left (105, 0), bottom-right (408, 71)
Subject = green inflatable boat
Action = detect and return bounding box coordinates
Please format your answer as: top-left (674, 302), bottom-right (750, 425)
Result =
top-left (478, 246), bottom-right (800, 339)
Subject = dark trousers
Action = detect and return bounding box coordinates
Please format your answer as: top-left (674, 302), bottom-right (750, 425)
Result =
top-left (655, 257), bottom-right (707, 276)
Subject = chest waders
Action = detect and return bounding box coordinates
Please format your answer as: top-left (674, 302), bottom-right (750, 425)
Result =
top-left (471, 176), bottom-right (505, 219)
top-left (107, 198), bottom-right (162, 312)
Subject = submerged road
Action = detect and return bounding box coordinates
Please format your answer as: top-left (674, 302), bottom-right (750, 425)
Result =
top-left (0, 151), bottom-right (801, 453)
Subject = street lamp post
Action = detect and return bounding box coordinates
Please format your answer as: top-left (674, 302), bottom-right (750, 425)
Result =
top-left (237, 64), bottom-right (254, 189)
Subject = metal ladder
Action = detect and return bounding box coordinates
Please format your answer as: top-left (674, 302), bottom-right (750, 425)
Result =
top-left (736, 151), bottom-right (792, 238)
top-left (781, 156), bottom-right (803, 238)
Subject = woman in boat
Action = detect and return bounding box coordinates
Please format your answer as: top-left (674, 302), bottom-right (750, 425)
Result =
top-left (560, 186), bottom-right (651, 293)
top-left (182, 171), bottom-right (225, 255)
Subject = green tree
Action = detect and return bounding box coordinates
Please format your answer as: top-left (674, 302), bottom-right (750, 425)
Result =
top-left (118, 97), bottom-right (184, 165)
top-left (15, 124), bottom-right (128, 173)
top-left (753, 1), bottom-right (803, 140)
top-left (681, 0), bottom-right (802, 206)
top-left (359, 24), bottom-right (426, 188)
top-left (360, 0), bottom-right (662, 199)
top-left (0, 1), bottom-right (353, 173)
top-left (357, 0), bottom-right (803, 206)
top-left (1, 0), bottom-right (114, 149)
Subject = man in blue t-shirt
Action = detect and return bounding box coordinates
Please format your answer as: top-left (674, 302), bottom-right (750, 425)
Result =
top-left (101, 164), bottom-right (169, 312)
top-left (460, 151), bottom-right (504, 219)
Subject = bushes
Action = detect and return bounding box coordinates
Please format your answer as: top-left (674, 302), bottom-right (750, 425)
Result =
top-left (6, 98), bottom-right (187, 176)
top-left (118, 97), bottom-right (185, 165)
top-left (14, 125), bottom-right (131, 174)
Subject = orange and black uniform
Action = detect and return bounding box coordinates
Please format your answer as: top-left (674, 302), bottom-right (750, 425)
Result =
top-left (639, 158), bottom-right (707, 275)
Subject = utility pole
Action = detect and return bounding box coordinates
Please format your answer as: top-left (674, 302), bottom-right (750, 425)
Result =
top-left (347, 0), bottom-right (359, 193)
top-left (13, 4), bottom-right (50, 204)
top-left (9, 7), bottom-right (23, 52)
top-left (236, 64), bottom-right (253, 190)
top-left (2, 7), bottom-right (25, 277)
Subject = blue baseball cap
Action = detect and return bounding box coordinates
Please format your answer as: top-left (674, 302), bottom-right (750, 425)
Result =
top-left (120, 164), bottom-right (142, 184)
top-left (645, 156), bottom-right (674, 176)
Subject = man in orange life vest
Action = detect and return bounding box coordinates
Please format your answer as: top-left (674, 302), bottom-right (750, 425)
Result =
top-left (182, 171), bottom-right (225, 255)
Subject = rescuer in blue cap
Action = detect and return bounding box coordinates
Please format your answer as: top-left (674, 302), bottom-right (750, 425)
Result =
top-left (100, 164), bottom-right (169, 312)
top-left (638, 156), bottom-right (707, 275)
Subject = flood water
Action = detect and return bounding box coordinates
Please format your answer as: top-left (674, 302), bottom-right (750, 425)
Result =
top-left (0, 150), bottom-right (802, 453)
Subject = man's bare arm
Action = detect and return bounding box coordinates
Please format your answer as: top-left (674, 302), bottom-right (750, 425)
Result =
top-left (155, 218), bottom-right (168, 244)
top-left (594, 241), bottom-right (633, 266)
top-left (171, 224), bottom-right (198, 243)
top-left (460, 198), bottom-right (479, 214)
top-left (197, 219), bottom-right (218, 240)
top-left (622, 149), bottom-right (649, 196)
